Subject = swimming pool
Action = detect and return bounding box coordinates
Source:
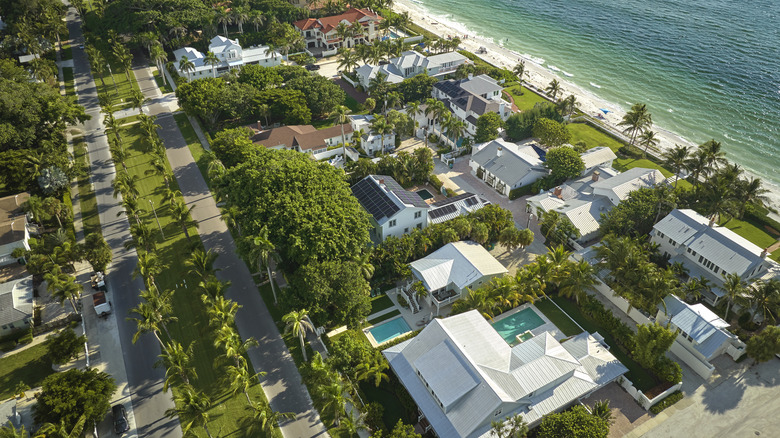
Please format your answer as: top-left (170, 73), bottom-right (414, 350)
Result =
top-left (368, 317), bottom-right (412, 344)
top-left (416, 189), bottom-right (434, 200)
top-left (492, 307), bottom-right (545, 345)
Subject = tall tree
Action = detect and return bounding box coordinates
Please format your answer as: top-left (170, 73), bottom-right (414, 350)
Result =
top-left (165, 386), bottom-right (215, 438)
top-left (283, 309), bottom-right (314, 362)
top-left (618, 103), bottom-right (652, 148)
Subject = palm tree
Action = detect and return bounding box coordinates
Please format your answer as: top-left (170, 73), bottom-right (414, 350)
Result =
top-left (130, 89), bottom-right (146, 116)
top-left (340, 409), bottom-right (369, 437)
top-left (217, 8), bottom-right (232, 36)
top-left (170, 198), bottom-right (196, 242)
top-left (103, 113), bottom-right (122, 143)
top-left (662, 144), bottom-right (690, 187)
top-left (618, 103), bottom-right (652, 148)
top-left (337, 47), bottom-right (359, 74)
top-left (178, 55), bottom-right (196, 82)
top-left (203, 51), bottom-right (220, 78)
top-left (129, 299), bottom-right (168, 348)
top-left (227, 363), bottom-right (266, 405)
top-left (443, 116), bottom-right (466, 149)
top-left (424, 98), bottom-right (447, 138)
top-left (214, 325), bottom-right (259, 368)
top-left (513, 61), bottom-right (528, 87)
top-left (133, 251), bottom-right (165, 290)
top-left (370, 116), bottom-right (392, 153)
top-left (736, 177), bottom-right (769, 219)
top-left (199, 278), bottom-right (231, 299)
top-left (242, 227), bottom-right (279, 304)
top-left (332, 105), bottom-right (351, 161)
top-left (318, 381), bottom-right (347, 426)
top-left (249, 11), bottom-right (266, 32)
top-left (545, 79), bottom-right (562, 101)
top-left (186, 248), bottom-right (220, 281)
top-left (157, 340), bottom-right (197, 391)
top-left (283, 309), bottom-right (314, 361)
top-left (165, 386), bottom-right (215, 438)
top-left (638, 129), bottom-right (659, 157)
top-left (43, 268), bottom-right (82, 313)
top-left (38, 415), bottom-right (87, 438)
top-left (354, 360), bottom-right (389, 387)
top-left (248, 402), bottom-right (296, 435)
top-left (557, 259), bottom-right (597, 303)
top-left (203, 294), bottom-right (240, 328)
top-left (721, 272), bottom-right (748, 319)
top-left (257, 103), bottom-right (271, 128)
top-left (559, 94), bottom-right (578, 119)
top-left (591, 400), bottom-right (614, 425)
top-left (233, 7), bottom-right (249, 34)
top-left (150, 44), bottom-right (168, 85)
top-left (86, 46), bottom-right (107, 88)
top-left (749, 279), bottom-right (780, 325)
top-left (384, 91), bottom-right (402, 115)
top-left (112, 173), bottom-right (140, 200)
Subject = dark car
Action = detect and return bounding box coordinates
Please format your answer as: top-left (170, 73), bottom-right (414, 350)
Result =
top-left (112, 404), bottom-right (129, 434)
top-left (305, 64), bottom-right (320, 71)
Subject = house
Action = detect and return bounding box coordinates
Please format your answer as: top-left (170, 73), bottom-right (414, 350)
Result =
top-left (409, 241), bottom-right (507, 314)
top-left (173, 35), bottom-right (281, 80)
top-left (0, 276), bottom-right (33, 335)
top-left (469, 139), bottom-right (548, 196)
top-left (656, 295), bottom-right (745, 378)
top-left (651, 209), bottom-right (779, 305)
top-left (249, 122), bottom-right (352, 158)
top-left (0, 192), bottom-right (30, 266)
top-left (294, 8), bottom-right (383, 52)
top-left (354, 51), bottom-right (468, 89)
top-left (349, 115), bottom-right (397, 155)
top-left (427, 192), bottom-right (490, 225)
top-left (383, 310), bottom-right (628, 437)
top-left (526, 167), bottom-right (663, 244)
top-left (579, 146), bottom-right (617, 175)
top-left (431, 74), bottom-right (512, 138)
top-left (351, 175), bottom-right (429, 242)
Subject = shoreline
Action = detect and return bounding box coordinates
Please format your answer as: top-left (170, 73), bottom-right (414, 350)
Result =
top-left (391, 0), bottom-right (780, 209)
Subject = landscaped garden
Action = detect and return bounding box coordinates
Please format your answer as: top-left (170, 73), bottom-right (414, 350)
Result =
top-left (503, 84), bottom-right (549, 112)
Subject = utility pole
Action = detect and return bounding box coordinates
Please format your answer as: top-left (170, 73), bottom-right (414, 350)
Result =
top-left (148, 199), bottom-right (165, 239)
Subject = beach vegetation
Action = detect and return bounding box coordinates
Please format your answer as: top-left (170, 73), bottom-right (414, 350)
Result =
top-left (474, 112), bottom-right (504, 143)
top-left (618, 103), bottom-right (652, 148)
top-left (545, 146), bottom-right (583, 179)
top-left (505, 103), bottom-right (563, 141)
top-left (545, 79), bottom-right (562, 101)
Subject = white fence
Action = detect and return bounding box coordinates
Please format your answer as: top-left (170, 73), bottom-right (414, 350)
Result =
top-left (592, 280), bottom-right (654, 327)
top-left (340, 73), bottom-right (359, 88)
top-left (669, 340), bottom-right (716, 379)
top-left (618, 376), bottom-right (683, 411)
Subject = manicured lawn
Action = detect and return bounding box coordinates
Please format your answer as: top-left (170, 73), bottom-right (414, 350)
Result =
top-left (368, 310), bottom-right (401, 325)
top-left (721, 217), bottom-right (778, 249)
top-left (85, 40), bottom-right (141, 112)
top-left (60, 42), bottom-right (72, 61)
top-left (534, 298), bottom-right (582, 337)
top-left (72, 136), bottom-right (101, 236)
top-left (114, 124), bottom-right (278, 437)
top-left (0, 343), bottom-right (55, 400)
top-left (567, 122), bottom-right (626, 153)
top-left (62, 67), bottom-right (76, 97)
top-left (369, 294), bottom-right (395, 315)
top-left (550, 296), bottom-right (657, 392)
top-left (153, 68), bottom-right (174, 94)
top-left (614, 157), bottom-right (673, 178)
top-left (345, 95), bottom-right (362, 113)
top-left (503, 85), bottom-right (549, 112)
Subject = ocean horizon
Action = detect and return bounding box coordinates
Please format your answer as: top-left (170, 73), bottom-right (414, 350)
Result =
top-left (403, 0), bottom-right (780, 198)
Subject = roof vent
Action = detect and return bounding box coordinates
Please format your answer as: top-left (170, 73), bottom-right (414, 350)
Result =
top-left (592, 170), bottom-right (600, 182)
top-left (496, 147), bottom-right (503, 157)
top-left (761, 248), bottom-right (769, 258)
top-left (553, 186), bottom-right (563, 198)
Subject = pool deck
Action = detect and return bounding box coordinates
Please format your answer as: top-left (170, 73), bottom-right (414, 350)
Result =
top-left (364, 315), bottom-right (411, 348)
top-left (492, 303), bottom-right (567, 341)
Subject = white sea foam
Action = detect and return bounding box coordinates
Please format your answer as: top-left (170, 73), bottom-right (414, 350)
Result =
top-left (548, 65), bottom-right (560, 72)
top-left (562, 71), bottom-right (574, 77)
top-left (590, 82), bottom-right (602, 88)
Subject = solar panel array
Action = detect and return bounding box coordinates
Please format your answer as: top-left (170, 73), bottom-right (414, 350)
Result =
top-left (431, 192), bottom-right (473, 208)
top-left (393, 190), bottom-right (429, 208)
top-left (429, 204), bottom-right (457, 220)
top-left (351, 178), bottom-right (399, 221)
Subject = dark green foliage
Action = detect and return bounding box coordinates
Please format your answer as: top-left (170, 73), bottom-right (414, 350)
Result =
top-left (289, 260), bottom-right (371, 327)
top-left (539, 210), bottom-right (579, 247)
top-left (579, 295), bottom-right (636, 352)
top-left (504, 103), bottom-right (563, 141)
top-left (474, 112), bottom-right (503, 143)
top-left (633, 323), bottom-right (681, 383)
top-left (599, 186), bottom-right (678, 238)
top-left (328, 330), bottom-right (382, 376)
top-left (253, 88), bottom-right (312, 125)
top-left (649, 391), bottom-right (683, 414)
top-left (746, 325), bottom-right (780, 363)
top-left (83, 232), bottom-right (112, 272)
top-left (370, 419), bottom-right (422, 438)
top-left (211, 127), bottom-right (256, 168)
top-left (286, 75), bottom-right (346, 118)
top-left (536, 406), bottom-right (610, 438)
top-left (545, 146), bottom-right (584, 180)
top-left (532, 118), bottom-right (571, 147)
top-left (44, 328), bottom-right (86, 365)
top-left (102, 0), bottom-right (212, 36)
top-left (33, 368), bottom-right (116, 435)
top-left (396, 73), bottom-right (439, 103)
top-left (346, 149), bottom-right (434, 187)
top-left (237, 65), bottom-right (284, 91)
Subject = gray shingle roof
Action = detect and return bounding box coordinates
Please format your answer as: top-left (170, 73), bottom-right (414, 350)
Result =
top-left (470, 139), bottom-right (547, 187)
top-left (0, 276), bottom-right (33, 327)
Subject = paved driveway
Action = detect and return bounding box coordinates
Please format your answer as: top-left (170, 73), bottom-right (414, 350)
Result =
top-left (581, 382), bottom-right (650, 438)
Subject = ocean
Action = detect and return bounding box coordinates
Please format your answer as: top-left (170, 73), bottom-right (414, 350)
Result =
top-left (406, 0), bottom-right (780, 192)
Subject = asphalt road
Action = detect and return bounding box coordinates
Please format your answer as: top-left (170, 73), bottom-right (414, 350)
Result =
top-left (65, 4), bottom-right (181, 437)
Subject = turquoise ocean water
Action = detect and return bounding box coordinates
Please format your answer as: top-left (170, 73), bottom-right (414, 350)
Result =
top-left (409, 0), bottom-right (780, 191)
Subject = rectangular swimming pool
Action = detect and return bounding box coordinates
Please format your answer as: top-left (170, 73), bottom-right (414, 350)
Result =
top-left (492, 307), bottom-right (545, 344)
top-left (416, 189), bottom-right (434, 200)
top-left (368, 317), bottom-right (412, 344)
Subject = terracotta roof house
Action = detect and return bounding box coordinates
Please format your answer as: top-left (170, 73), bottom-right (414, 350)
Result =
top-left (249, 123), bottom-right (353, 156)
top-left (294, 8), bottom-right (383, 52)
top-left (0, 192), bottom-right (30, 266)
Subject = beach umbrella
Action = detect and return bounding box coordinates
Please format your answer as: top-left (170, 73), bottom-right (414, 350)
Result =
top-left (600, 108), bottom-right (611, 114)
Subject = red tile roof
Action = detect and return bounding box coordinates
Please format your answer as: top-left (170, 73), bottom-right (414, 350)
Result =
top-left (293, 8), bottom-right (383, 34)
top-left (250, 124), bottom-right (353, 152)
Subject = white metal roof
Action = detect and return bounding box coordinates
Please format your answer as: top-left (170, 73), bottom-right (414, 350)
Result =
top-left (662, 295), bottom-right (735, 360)
top-left (470, 139), bottom-right (547, 187)
top-left (409, 241), bottom-right (508, 291)
top-left (580, 146), bottom-right (617, 169)
top-left (415, 340), bottom-right (479, 410)
top-left (591, 167), bottom-right (665, 204)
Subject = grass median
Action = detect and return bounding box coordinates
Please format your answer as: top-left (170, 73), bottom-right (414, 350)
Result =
top-left (72, 136), bottom-right (100, 236)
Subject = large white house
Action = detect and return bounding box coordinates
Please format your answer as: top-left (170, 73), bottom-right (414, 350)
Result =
top-left (651, 209), bottom-right (779, 305)
top-left (383, 310), bottom-right (628, 437)
top-left (0, 192), bottom-right (30, 266)
top-left (409, 241), bottom-right (507, 314)
top-left (469, 139), bottom-right (548, 196)
top-left (0, 276), bottom-right (33, 335)
top-left (431, 74), bottom-right (512, 138)
top-left (293, 8), bottom-right (383, 52)
top-left (349, 115), bottom-right (397, 155)
top-left (352, 175), bottom-right (429, 242)
top-left (527, 167), bottom-right (665, 244)
top-left (656, 295), bottom-right (745, 378)
top-left (173, 36), bottom-right (281, 80)
top-left (354, 51), bottom-right (468, 89)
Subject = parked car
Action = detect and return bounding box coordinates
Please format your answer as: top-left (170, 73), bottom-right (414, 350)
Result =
top-left (305, 64), bottom-right (320, 71)
top-left (112, 404), bottom-right (129, 434)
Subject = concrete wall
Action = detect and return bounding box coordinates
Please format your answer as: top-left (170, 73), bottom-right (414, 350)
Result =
top-left (592, 280), bottom-right (654, 326)
top-left (669, 340), bottom-right (715, 379)
top-left (618, 375), bottom-right (683, 411)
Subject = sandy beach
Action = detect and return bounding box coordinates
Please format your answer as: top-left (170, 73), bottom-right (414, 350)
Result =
top-left (392, 0), bottom-right (694, 154)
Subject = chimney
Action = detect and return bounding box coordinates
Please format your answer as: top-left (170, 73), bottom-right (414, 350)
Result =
top-left (378, 178), bottom-right (384, 186)
top-left (257, 121), bottom-right (263, 131)
top-left (497, 147), bottom-right (503, 157)
top-left (592, 170), bottom-right (600, 182)
top-left (708, 216), bottom-right (716, 227)
top-left (761, 248), bottom-right (769, 258)
top-left (553, 186), bottom-right (562, 199)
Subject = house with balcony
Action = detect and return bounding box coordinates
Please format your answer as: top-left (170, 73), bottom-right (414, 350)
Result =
top-left (383, 310), bottom-right (628, 437)
top-left (469, 139), bottom-right (548, 196)
top-left (579, 146), bottom-right (617, 176)
top-left (651, 209), bottom-right (779, 305)
top-left (431, 74), bottom-right (511, 139)
top-left (0, 276), bottom-right (33, 335)
top-left (293, 8), bottom-right (383, 53)
top-left (173, 35), bottom-right (281, 80)
top-left (0, 192), bottom-right (30, 266)
top-left (248, 122), bottom-right (353, 159)
top-left (349, 115), bottom-right (397, 155)
top-left (354, 51), bottom-right (468, 89)
top-left (409, 241), bottom-right (507, 315)
top-left (352, 175), bottom-right (429, 242)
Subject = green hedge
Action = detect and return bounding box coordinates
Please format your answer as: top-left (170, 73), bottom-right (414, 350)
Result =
top-left (650, 391), bottom-right (683, 414)
top-left (429, 174), bottom-right (443, 191)
top-left (380, 329), bottom-right (421, 350)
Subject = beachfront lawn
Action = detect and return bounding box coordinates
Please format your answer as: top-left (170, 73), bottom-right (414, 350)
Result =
top-left (503, 85), bottom-right (548, 112)
top-left (0, 343), bottom-right (55, 400)
top-left (550, 296), bottom-right (657, 392)
top-left (614, 157), bottom-right (673, 178)
top-left (720, 217), bottom-right (778, 249)
top-left (72, 136), bottom-right (101, 236)
top-left (567, 122), bottom-right (626, 152)
top-left (534, 298), bottom-right (582, 337)
top-left (113, 123), bottom-right (279, 438)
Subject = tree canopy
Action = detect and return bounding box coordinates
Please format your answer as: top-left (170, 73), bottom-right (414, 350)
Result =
top-left (290, 260), bottom-right (371, 327)
top-left (747, 325), bottom-right (780, 363)
top-left (473, 112), bottom-right (503, 143)
top-left (504, 103), bottom-right (563, 141)
top-left (545, 146), bottom-right (584, 181)
top-left (536, 406), bottom-right (610, 438)
top-left (286, 74), bottom-right (346, 118)
top-left (33, 369), bottom-right (116, 435)
top-left (599, 186), bottom-right (677, 238)
top-left (532, 117), bottom-right (571, 147)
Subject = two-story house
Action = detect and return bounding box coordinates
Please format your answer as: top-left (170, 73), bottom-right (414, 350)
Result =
top-left (349, 115), bottom-right (397, 155)
top-left (351, 175), bottom-right (429, 242)
top-left (430, 74), bottom-right (511, 140)
top-left (651, 209), bottom-right (779, 305)
top-left (173, 35), bottom-right (281, 80)
top-left (0, 192), bottom-right (30, 266)
top-left (355, 51), bottom-right (468, 89)
top-left (469, 139), bottom-right (548, 196)
top-left (293, 8), bottom-right (383, 52)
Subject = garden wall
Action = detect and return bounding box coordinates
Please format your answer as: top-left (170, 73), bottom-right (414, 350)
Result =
top-left (669, 340), bottom-right (715, 379)
top-left (591, 280), bottom-right (654, 327)
top-left (618, 375), bottom-right (683, 411)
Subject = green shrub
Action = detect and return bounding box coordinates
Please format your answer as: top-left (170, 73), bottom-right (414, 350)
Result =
top-left (19, 333), bottom-right (33, 345)
top-left (396, 294), bottom-right (409, 309)
top-left (380, 329), bottom-right (421, 350)
top-left (738, 312), bottom-right (758, 331)
top-left (429, 174), bottom-right (443, 191)
top-left (649, 391), bottom-right (683, 414)
top-left (445, 188), bottom-right (457, 197)
top-left (509, 184), bottom-right (537, 200)
top-left (365, 402), bottom-right (385, 433)
top-left (0, 340), bottom-right (17, 352)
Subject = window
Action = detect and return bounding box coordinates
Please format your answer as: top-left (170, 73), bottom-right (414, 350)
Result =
top-left (404, 228), bottom-right (409, 233)
top-left (714, 266), bottom-right (720, 274)
top-left (414, 211), bottom-right (422, 219)
top-left (1, 325), bottom-right (6, 330)
top-left (388, 219), bottom-right (397, 227)
top-left (416, 223), bottom-right (423, 229)
top-left (668, 237), bottom-right (675, 246)
top-left (699, 255), bottom-right (704, 263)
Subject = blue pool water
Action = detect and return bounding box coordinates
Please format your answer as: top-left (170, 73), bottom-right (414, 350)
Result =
top-left (416, 189), bottom-right (434, 200)
top-left (491, 308), bottom-right (545, 344)
top-left (369, 317), bottom-right (412, 344)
